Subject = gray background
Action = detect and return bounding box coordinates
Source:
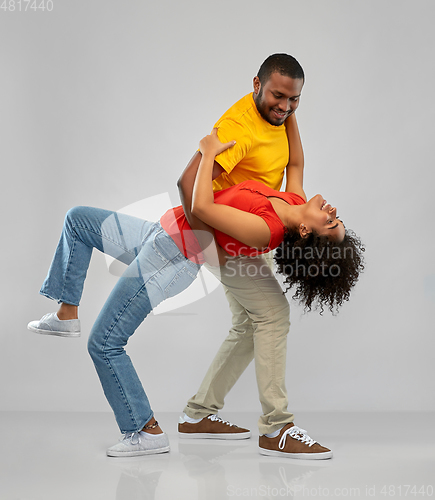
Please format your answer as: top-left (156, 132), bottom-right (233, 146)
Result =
top-left (1, 0), bottom-right (434, 417)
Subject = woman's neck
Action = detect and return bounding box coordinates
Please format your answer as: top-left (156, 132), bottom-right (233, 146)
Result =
top-left (267, 197), bottom-right (303, 232)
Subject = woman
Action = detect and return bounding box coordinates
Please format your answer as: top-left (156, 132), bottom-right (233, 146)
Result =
top-left (28, 130), bottom-right (364, 457)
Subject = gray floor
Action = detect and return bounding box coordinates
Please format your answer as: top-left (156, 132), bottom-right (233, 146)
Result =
top-left (1, 411), bottom-right (433, 500)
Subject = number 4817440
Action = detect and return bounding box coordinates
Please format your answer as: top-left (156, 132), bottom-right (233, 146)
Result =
top-left (1, 0), bottom-right (54, 11)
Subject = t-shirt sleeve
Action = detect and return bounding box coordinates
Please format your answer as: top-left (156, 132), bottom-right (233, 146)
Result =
top-left (213, 118), bottom-right (253, 174)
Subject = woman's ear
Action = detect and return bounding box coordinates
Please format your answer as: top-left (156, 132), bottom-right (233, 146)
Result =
top-left (299, 223), bottom-right (310, 238)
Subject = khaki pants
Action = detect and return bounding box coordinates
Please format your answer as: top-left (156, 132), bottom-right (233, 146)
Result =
top-left (184, 252), bottom-right (294, 435)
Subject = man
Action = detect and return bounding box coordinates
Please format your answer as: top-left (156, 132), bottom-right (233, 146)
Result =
top-left (176, 54), bottom-right (332, 459)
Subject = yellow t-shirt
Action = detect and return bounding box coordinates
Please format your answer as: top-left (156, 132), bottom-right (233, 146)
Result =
top-left (212, 93), bottom-right (289, 193)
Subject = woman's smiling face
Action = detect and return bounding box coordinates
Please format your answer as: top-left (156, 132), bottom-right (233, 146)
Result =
top-left (301, 194), bottom-right (345, 241)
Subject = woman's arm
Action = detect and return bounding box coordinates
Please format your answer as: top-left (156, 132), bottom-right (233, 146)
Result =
top-left (284, 113), bottom-right (306, 201)
top-left (191, 129), bottom-right (271, 250)
top-left (177, 152), bottom-right (228, 266)
top-left (177, 152), bottom-right (225, 230)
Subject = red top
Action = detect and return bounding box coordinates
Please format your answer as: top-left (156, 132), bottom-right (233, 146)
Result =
top-left (160, 180), bottom-right (306, 263)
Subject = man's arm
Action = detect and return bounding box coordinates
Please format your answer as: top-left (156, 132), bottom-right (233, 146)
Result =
top-left (284, 113), bottom-right (306, 201)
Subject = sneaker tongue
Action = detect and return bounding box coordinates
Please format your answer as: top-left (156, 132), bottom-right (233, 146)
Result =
top-left (282, 422), bottom-right (294, 432)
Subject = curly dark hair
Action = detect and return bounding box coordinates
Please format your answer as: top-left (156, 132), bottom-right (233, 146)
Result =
top-left (274, 228), bottom-right (365, 314)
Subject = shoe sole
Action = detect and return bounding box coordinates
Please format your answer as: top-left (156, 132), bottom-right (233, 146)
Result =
top-left (27, 325), bottom-right (81, 338)
top-left (178, 431), bottom-right (251, 440)
top-left (106, 445), bottom-right (170, 457)
top-left (259, 447), bottom-right (333, 460)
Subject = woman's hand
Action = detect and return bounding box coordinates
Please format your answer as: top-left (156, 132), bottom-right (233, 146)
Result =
top-left (199, 128), bottom-right (236, 157)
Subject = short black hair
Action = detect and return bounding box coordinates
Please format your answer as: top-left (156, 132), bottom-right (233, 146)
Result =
top-left (257, 53), bottom-right (305, 84)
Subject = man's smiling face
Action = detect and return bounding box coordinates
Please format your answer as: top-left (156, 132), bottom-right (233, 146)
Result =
top-left (253, 72), bottom-right (304, 126)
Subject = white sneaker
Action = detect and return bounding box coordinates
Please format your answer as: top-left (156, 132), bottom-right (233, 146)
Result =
top-left (27, 312), bottom-right (81, 338)
top-left (107, 431), bottom-right (170, 457)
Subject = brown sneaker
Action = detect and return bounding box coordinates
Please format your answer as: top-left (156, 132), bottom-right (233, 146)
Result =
top-left (259, 423), bottom-right (332, 459)
top-left (178, 414), bottom-right (251, 440)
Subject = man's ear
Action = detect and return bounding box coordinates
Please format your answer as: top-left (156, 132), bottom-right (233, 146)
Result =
top-left (299, 224), bottom-right (310, 238)
top-left (253, 76), bottom-right (261, 95)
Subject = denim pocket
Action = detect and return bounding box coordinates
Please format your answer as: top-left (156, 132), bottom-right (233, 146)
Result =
top-left (152, 229), bottom-right (181, 262)
top-left (164, 266), bottom-right (198, 299)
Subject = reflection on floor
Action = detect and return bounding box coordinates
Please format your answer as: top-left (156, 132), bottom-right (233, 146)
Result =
top-left (1, 411), bottom-right (434, 500)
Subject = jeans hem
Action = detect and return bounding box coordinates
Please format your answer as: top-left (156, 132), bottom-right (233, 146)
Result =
top-left (39, 289), bottom-right (80, 307)
top-left (120, 412), bottom-right (154, 435)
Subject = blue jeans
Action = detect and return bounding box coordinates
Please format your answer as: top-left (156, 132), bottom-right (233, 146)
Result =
top-left (40, 206), bottom-right (201, 433)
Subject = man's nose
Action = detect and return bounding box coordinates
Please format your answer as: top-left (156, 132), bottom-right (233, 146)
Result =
top-left (277, 98), bottom-right (291, 112)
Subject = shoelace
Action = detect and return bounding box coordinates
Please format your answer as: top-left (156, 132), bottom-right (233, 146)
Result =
top-left (207, 414), bottom-right (236, 427)
top-left (121, 431), bottom-right (141, 445)
top-left (278, 426), bottom-right (317, 450)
